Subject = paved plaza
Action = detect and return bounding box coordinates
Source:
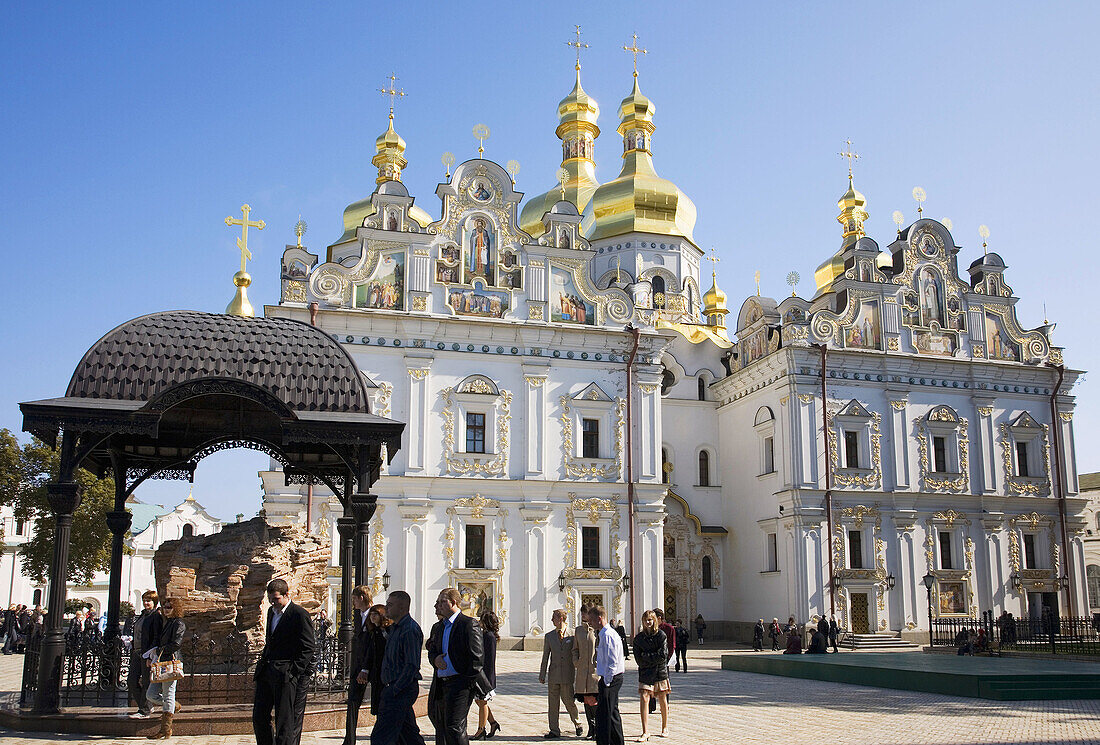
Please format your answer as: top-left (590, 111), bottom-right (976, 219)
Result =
top-left (1, 646), bottom-right (1099, 744)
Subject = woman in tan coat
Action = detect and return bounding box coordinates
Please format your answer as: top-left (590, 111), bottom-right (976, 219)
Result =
top-left (572, 605), bottom-right (600, 740)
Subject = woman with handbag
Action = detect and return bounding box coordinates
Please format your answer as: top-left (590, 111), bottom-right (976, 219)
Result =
top-left (145, 596), bottom-right (186, 740)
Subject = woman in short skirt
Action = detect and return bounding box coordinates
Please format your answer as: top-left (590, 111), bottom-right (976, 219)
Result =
top-left (632, 610), bottom-right (670, 741)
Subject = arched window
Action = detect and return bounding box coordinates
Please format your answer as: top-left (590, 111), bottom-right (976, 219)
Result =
top-left (1088, 565), bottom-right (1100, 610)
top-left (652, 275), bottom-right (666, 307)
top-left (32, 589), bottom-right (41, 606)
top-left (702, 556), bottom-right (714, 589)
top-left (698, 377), bottom-right (706, 401)
top-left (182, 523), bottom-right (194, 539)
top-left (661, 369), bottom-right (675, 396)
top-left (662, 448), bottom-right (670, 485)
top-left (698, 451), bottom-right (710, 487)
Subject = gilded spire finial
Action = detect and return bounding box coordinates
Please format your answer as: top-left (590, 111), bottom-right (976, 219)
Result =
top-left (979, 224), bottom-right (990, 257)
top-left (754, 270), bottom-right (761, 297)
top-left (294, 215), bottom-right (307, 247)
top-left (378, 73), bottom-right (407, 120)
top-left (623, 33), bottom-right (647, 78)
top-left (566, 25), bottom-right (589, 71)
top-left (839, 138), bottom-right (860, 181)
top-left (706, 247), bottom-right (721, 283)
top-left (912, 186), bottom-right (926, 217)
top-left (615, 256), bottom-right (622, 283)
top-left (472, 124), bottom-right (490, 158)
top-left (224, 204), bottom-right (265, 317)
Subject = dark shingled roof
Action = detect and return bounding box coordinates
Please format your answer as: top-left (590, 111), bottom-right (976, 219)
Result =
top-left (65, 311), bottom-right (370, 414)
top-left (1079, 472), bottom-right (1100, 492)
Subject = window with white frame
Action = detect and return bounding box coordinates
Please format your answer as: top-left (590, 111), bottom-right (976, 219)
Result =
top-left (702, 555), bottom-right (714, 588)
top-left (1022, 533), bottom-right (1037, 570)
top-left (464, 412), bottom-right (486, 453)
top-left (582, 418), bottom-right (600, 458)
top-left (939, 531), bottom-right (954, 570)
top-left (581, 526), bottom-right (601, 569)
top-left (1007, 412), bottom-right (1044, 479)
top-left (1087, 565), bottom-right (1100, 609)
top-left (765, 532), bottom-right (778, 572)
top-left (754, 406), bottom-right (777, 476)
top-left (698, 450), bottom-right (711, 486)
top-left (848, 529), bottom-right (865, 569)
top-left (923, 405), bottom-right (964, 474)
top-left (834, 400), bottom-right (875, 474)
top-left (698, 377), bottom-right (707, 401)
top-left (465, 524), bottom-right (486, 568)
top-left (566, 384), bottom-right (618, 465)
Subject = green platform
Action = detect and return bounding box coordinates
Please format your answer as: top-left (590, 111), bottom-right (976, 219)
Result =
top-left (721, 652), bottom-right (1100, 700)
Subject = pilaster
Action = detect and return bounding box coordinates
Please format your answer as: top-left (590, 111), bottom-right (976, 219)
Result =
top-left (404, 358), bottom-right (433, 473)
top-left (972, 397), bottom-right (997, 494)
top-left (886, 393), bottom-right (910, 490)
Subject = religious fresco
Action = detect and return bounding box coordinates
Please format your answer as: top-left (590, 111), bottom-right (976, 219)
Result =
top-left (498, 252), bottom-right (522, 290)
top-left (740, 328), bottom-right (769, 368)
top-left (913, 327), bottom-right (957, 357)
top-left (917, 267), bottom-right (946, 327)
top-left (468, 178), bottom-right (493, 203)
top-left (844, 300), bottom-right (881, 350)
top-left (985, 312), bottom-right (1021, 361)
top-left (551, 265), bottom-right (594, 325)
top-left (938, 581), bottom-right (967, 615)
top-left (354, 250), bottom-right (404, 310)
top-left (624, 130), bottom-right (647, 152)
top-left (563, 137), bottom-right (592, 160)
top-left (283, 259), bottom-right (309, 280)
top-left (458, 582), bottom-right (493, 617)
top-left (448, 287), bottom-right (510, 318)
top-left (464, 217), bottom-right (495, 284)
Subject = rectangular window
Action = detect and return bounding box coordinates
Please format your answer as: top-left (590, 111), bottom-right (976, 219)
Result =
top-left (582, 418), bottom-right (600, 458)
top-left (14, 519), bottom-right (24, 536)
top-left (766, 533), bottom-right (778, 572)
top-left (763, 436), bottom-right (775, 474)
top-left (844, 431), bottom-right (860, 469)
top-left (1023, 533), bottom-right (1037, 569)
top-left (581, 526), bottom-right (600, 569)
top-left (465, 412), bottom-right (485, 453)
top-left (933, 436), bottom-right (948, 473)
top-left (1016, 441), bottom-right (1030, 477)
top-left (939, 531), bottom-right (953, 570)
top-left (465, 524), bottom-right (486, 568)
top-left (848, 530), bottom-right (864, 569)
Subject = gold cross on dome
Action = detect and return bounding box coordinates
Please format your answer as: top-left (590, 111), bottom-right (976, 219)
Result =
top-left (623, 33), bottom-right (647, 77)
top-left (754, 270), bottom-right (761, 296)
top-left (706, 247), bottom-right (721, 280)
top-left (839, 138), bottom-right (860, 178)
top-left (225, 204), bottom-right (265, 272)
top-left (566, 25), bottom-right (589, 69)
top-left (379, 73), bottom-right (407, 117)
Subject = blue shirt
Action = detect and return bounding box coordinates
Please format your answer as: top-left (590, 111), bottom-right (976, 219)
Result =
top-left (439, 610), bottom-right (461, 678)
top-left (381, 613), bottom-right (423, 692)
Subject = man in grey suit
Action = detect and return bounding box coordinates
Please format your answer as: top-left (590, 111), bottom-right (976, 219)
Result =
top-left (539, 609), bottom-right (582, 739)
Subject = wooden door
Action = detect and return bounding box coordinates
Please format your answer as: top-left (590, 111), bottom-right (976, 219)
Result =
top-left (851, 593), bottom-right (870, 634)
top-left (664, 583), bottom-right (678, 622)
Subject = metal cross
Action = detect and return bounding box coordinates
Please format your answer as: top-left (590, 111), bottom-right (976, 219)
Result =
top-left (379, 73), bottom-right (407, 117)
top-left (754, 270), bottom-right (761, 297)
top-left (623, 33), bottom-right (647, 77)
top-left (566, 25), bottom-right (589, 68)
top-left (225, 204), bottom-right (265, 273)
top-left (838, 138), bottom-right (860, 178)
top-left (706, 247), bottom-right (721, 270)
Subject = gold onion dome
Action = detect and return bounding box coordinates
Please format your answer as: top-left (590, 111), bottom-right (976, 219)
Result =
top-left (520, 65), bottom-right (601, 239)
top-left (582, 75), bottom-right (697, 242)
top-left (702, 273), bottom-right (729, 325)
top-left (814, 175), bottom-right (869, 296)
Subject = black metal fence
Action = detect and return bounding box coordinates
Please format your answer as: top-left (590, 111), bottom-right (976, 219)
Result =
top-left (20, 620), bottom-right (349, 710)
top-left (932, 610), bottom-right (1100, 656)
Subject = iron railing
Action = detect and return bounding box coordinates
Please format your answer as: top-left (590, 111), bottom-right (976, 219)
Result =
top-left (21, 619), bottom-right (349, 710)
top-left (931, 610), bottom-right (1100, 655)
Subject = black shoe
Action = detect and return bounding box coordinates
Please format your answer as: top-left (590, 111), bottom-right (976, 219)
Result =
top-left (487, 722), bottom-right (500, 738)
top-left (472, 730), bottom-right (487, 741)
top-left (545, 732), bottom-right (561, 739)
top-left (576, 725), bottom-right (584, 737)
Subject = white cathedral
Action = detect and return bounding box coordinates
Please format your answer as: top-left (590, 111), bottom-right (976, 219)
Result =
top-left (259, 60), bottom-right (1086, 643)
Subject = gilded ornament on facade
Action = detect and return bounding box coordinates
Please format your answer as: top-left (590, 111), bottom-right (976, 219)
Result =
top-left (439, 387), bottom-right (512, 476)
top-left (284, 280), bottom-right (307, 303)
top-left (999, 422), bottom-right (1051, 496)
top-left (562, 494), bottom-right (624, 615)
top-left (889, 400), bottom-right (908, 410)
top-left (412, 295), bottom-right (428, 311)
top-left (916, 415), bottom-right (969, 492)
top-left (560, 396), bottom-right (626, 479)
top-left (828, 410), bottom-right (882, 489)
top-left (409, 369), bottom-right (430, 381)
top-left (977, 406), bottom-right (993, 417)
top-left (528, 304), bottom-right (545, 320)
top-left (1059, 411), bottom-right (1073, 422)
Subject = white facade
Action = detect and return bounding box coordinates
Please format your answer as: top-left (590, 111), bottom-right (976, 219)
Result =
top-left (260, 78), bottom-right (1086, 641)
top-left (0, 495), bottom-right (222, 612)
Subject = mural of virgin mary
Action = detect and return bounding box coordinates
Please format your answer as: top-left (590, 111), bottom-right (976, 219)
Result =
top-left (466, 218), bottom-right (493, 281)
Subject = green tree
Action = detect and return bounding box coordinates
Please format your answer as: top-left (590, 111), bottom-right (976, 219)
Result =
top-left (0, 429), bottom-right (117, 586)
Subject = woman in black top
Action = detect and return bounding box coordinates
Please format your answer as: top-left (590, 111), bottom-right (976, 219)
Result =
top-left (145, 596), bottom-right (186, 739)
top-left (365, 603), bottom-right (391, 715)
top-left (471, 611), bottom-right (500, 739)
top-left (632, 610), bottom-right (670, 741)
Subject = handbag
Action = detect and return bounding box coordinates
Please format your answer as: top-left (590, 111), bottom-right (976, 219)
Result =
top-left (151, 659), bottom-right (184, 683)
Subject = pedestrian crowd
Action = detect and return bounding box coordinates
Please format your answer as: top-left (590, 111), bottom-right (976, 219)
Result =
top-left (753, 614), bottom-right (842, 654)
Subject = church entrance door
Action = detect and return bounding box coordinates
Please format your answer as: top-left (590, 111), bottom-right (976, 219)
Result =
top-left (581, 593), bottom-right (604, 612)
top-left (664, 583), bottom-right (678, 622)
top-left (851, 593), bottom-right (870, 634)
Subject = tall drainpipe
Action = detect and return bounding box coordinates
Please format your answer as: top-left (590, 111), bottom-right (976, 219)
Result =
top-left (814, 343), bottom-right (836, 617)
top-left (625, 326), bottom-right (641, 634)
top-left (1048, 364), bottom-right (1074, 615)
top-left (306, 303), bottom-right (319, 533)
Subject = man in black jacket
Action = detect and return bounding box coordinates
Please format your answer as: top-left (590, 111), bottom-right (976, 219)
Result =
top-left (427, 588), bottom-right (490, 745)
top-left (253, 579), bottom-right (317, 745)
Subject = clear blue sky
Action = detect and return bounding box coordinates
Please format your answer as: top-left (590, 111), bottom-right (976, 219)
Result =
top-left (2, 2), bottom-right (1097, 522)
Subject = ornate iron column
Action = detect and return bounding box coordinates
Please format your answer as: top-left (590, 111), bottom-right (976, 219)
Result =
top-left (351, 492), bottom-right (376, 591)
top-left (104, 454), bottom-right (131, 644)
top-left (35, 432), bottom-right (82, 714)
top-left (337, 486), bottom-right (357, 650)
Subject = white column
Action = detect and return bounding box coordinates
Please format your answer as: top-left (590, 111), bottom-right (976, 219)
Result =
top-left (637, 375), bottom-right (661, 482)
top-left (973, 399), bottom-right (997, 493)
top-left (399, 502), bottom-right (430, 625)
top-left (521, 505), bottom-right (551, 635)
top-left (794, 393), bottom-right (818, 487)
top-left (405, 361), bottom-right (432, 473)
top-left (1058, 411), bottom-right (1078, 495)
top-left (523, 372), bottom-right (548, 478)
top-left (886, 395), bottom-right (910, 490)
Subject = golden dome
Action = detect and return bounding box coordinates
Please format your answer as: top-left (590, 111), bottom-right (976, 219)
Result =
top-left (581, 76), bottom-right (697, 243)
top-left (520, 66), bottom-right (601, 239)
top-left (702, 272), bottom-right (729, 325)
top-left (372, 114), bottom-right (408, 185)
top-left (813, 175), bottom-right (870, 296)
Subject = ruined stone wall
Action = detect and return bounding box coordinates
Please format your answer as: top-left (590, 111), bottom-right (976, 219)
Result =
top-left (153, 517), bottom-right (330, 652)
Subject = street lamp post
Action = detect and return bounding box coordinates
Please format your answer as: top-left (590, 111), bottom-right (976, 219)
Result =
top-left (922, 573), bottom-right (936, 647)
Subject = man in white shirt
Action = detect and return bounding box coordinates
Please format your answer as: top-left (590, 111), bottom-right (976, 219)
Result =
top-left (590, 605), bottom-right (624, 745)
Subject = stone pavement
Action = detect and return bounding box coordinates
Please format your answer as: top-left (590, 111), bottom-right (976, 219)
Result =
top-left (1, 645), bottom-right (1099, 744)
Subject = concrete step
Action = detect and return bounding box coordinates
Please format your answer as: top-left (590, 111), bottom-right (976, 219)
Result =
top-left (841, 633), bottom-right (920, 650)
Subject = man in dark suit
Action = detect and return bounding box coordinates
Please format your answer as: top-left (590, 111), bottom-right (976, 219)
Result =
top-left (426, 588), bottom-right (490, 745)
top-left (343, 585), bottom-right (373, 745)
top-left (253, 579), bottom-right (317, 745)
